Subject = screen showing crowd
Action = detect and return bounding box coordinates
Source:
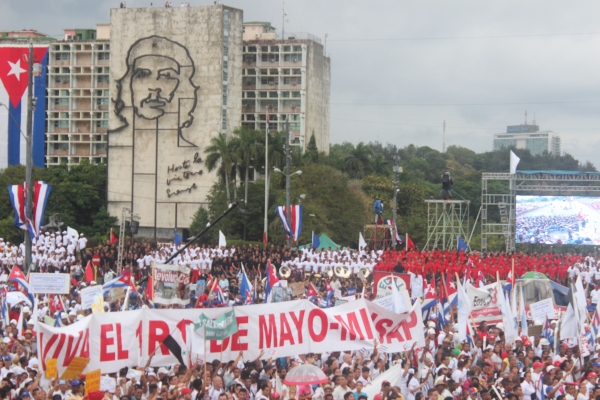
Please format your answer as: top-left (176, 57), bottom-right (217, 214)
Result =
top-left (516, 195), bottom-right (600, 245)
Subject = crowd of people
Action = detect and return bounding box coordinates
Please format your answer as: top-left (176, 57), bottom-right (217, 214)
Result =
top-left (2, 232), bottom-right (600, 400)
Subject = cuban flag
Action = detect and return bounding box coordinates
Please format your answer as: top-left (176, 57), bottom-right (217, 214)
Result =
top-left (239, 265), bottom-right (254, 305)
top-left (8, 181), bottom-right (51, 238)
top-left (307, 283), bottom-right (319, 301)
top-left (7, 183), bottom-right (25, 229)
top-left (385, 220), bottom-right (402, 244)
top-left (477, 270), bottom-right (486, 288)
top-left (591, 309), bottom-right (600, 341)
top-left (8, 265), bottom-right (34, 305)
top-left (265, 261), bottom-right (280, 302)
top-left (504, 270), bottom-right (514, 292)
top-left (0, 45), bottom-right (48, 168)
top-left (275, 205), bottom-right (303, 241)
top-left (102, 270), bottom-right (136, 293)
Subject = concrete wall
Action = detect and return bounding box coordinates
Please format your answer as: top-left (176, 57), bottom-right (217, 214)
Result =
top-left (305, 41), bottom-right (330, 154)
top-left (107, 5), bottom-right (243, 236)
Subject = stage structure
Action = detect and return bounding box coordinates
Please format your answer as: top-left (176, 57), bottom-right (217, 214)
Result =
top-left (481, 171), bottom-right (600, 252)
top-left (364, 223), bottom-right (393, 251)
top-left (424, 200), bottom-right (470, 250)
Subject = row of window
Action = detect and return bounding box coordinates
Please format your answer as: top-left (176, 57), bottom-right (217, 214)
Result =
top-left (53, 52), bottom-right (110, 61)
top-left (50, 66), bottom-right (110, 74)
top-left (51, 44), bottom-right (110, 51)
top-left (245, 68), bottom-right (302, 76)
top-left (246, 45), bottom-right (303, 53)
top-left (53, 75), bottom-right (108, 84)
top-left (53, 98), bottom-right (109, 106)
top-left (49, 89), bottom-right (109, 97)
top-left (53, 120), bottom-right (108, 128)
top-left (50, 112), bottom-right (109, 119)
top-left (243, 114), bottom-right (301, 122)
top-left (244, 91), bottom-right (302, 99)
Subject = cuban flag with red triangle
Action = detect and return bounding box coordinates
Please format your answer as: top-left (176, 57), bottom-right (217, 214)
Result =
top-left (0, 45), bottom-right (48, 168)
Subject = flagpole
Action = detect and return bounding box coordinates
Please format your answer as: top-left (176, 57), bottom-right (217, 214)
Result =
top-left (24, 40), bottom-right (34, 275)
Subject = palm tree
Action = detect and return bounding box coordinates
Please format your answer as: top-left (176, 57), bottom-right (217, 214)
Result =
top-left (232, 127), bottom-right (260, 207)
top-left (204, 134), bottom-right (235, 204)
top-left (343, 142), bottom-right (373, 178)
top-left (372, 155), bottom-right (391, 176)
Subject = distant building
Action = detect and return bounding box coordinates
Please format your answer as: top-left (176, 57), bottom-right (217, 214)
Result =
top-left (0, 29), bottom-right (48, 40)
top-left (241, 22), bottom-right (330, 153)
top-left (45, 25), bottom-right (110, 166)
top-left (493, 123), bottom-right (561, 156)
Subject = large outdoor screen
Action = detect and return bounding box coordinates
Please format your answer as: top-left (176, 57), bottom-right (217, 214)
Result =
top-left (516, 195), bottom-right (600, 245)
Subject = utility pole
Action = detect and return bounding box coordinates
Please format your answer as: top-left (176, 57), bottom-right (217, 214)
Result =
top-left (263, 110), bottom-right (270, 247)
top-left (392, 155), bottom-right (400, 247)
top-left (24, 41), bottom-right (34, 274)
top-left (284, 116), bottom-right (291, 248)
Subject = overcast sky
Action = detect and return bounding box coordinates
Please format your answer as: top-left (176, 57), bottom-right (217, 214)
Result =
top-left (3, 0), bottom-right (600, 168)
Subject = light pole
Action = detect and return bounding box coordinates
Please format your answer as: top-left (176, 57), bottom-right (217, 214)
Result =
top-left (263, 106), bottom-right (271, 247)
top-left (273, 166), bottom-right (302, 247)
top-left (392, 155), bottom-right (399, 247)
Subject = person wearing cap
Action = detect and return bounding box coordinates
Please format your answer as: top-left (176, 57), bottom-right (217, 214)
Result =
top-left (52, 379), bottom-right (72, 400)
top-left (180, 388), bottom-right (192, 400)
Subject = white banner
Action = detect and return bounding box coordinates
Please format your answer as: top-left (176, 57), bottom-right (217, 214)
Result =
top-left (152, 262), bottom-right (191, 305)
top-left (80, 285), bottom-right (104, 310)
top-left (37, 299), bottom-right (425, 376)
top-left (29, 273), bottom-right (71, 294)
top-left (466, 282), bottom-right (502, 324)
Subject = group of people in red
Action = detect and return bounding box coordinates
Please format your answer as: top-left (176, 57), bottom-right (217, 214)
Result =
top-left (374, 248), bottom-right (588, 284)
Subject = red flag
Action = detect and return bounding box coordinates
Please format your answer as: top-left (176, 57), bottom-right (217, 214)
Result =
top-left (263, 232), bottom-right (268, 246)
top-left (146, 274), bottom-right (153, 301)
top-left (84, 261), bottom-right (94, 283)
top-left (110, 228), bottom-right (118, 245)
top-left (406, 234), bottom-right (415, 251)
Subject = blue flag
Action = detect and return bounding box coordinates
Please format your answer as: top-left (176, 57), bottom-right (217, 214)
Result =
top-left (457, 236), bottom-right (468, 252)
top-left (174, 229), bottom-right (182, 246)
top-left (312, 231), bottom-right (320, 249)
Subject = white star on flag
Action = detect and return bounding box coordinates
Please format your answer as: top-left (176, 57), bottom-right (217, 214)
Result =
top-left (7, 59), bottom-right (26, 81)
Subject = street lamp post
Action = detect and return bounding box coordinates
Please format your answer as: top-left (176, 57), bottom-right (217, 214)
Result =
top-left (274, 164), bottom-right (302, 247)
top-left (284, 116), bottom-right (291, 248)
top-left (263, 106), bottom-right (271, 247)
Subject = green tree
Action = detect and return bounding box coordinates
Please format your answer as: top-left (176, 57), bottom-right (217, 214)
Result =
top-left (204, 134), bottom-right (235, 204)
top-left (303, 133), bottom-right (319, 164)
top-left (343, 142), bottom-right (373, 179)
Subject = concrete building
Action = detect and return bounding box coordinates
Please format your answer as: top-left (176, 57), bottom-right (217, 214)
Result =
top-left (107, 6), bottom-right (243, 237)
top-left (45, 25), bottom-right (111, 166)
top-left (0, 29), bottom-right (48, 40)
top-left (241, 22), bottom-right (330, 152)
top-left (493, 123), bottom-right (561, 156)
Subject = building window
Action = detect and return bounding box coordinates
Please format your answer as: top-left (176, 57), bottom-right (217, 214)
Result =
top-left (96, 98), bottom-right (109, 106)
top-left (54, 98), bottom-right (69, 105)
top-left (292, 69), bottom-right (301, 75)
top-left (259, 92), bottom-right (267, 98)
top-left (283, 69), bottom-right (291, 75)
top-left (54, 53), bottom-right (70, 61)
top-left (55, 75), bottom-right (70, 84)
top-left (96, 121), bottom-right (108, 128)
top-left (282, 92), bottom-right (290, 98)
top-left (293, 46), bottom-right (302, 52)
top-left (98, 52), bottom-right (110, 60)
top-left (283, 46), bottom-right (291, 52)
top-left (292, 91), bottom-right (301, 98)
top-left (290, 114), bottom-right (300, 121)
top-left (269, 92), bottom-right (278, 98)
top-left (97, 75), bottom-right (109, 83)
top-left (54, 121), bottom-right (69, 128)
top-left (248, 46), bottom-right (257, 52)
top-left (246, 92), bottom-right (256, 98)
top-left (261, 46), bottom-right (269, 52)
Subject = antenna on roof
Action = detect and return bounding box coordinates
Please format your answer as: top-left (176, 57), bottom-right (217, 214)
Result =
top-left (533, 113), bottom-right (536, 125)
top-left (443, 120), bottom-right (446, 153)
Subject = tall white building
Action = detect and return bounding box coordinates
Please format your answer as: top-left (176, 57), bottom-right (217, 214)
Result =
top-left (241, 22), bottom-right (330, 152)
top-left (493, 123), bottom-right (561, 156)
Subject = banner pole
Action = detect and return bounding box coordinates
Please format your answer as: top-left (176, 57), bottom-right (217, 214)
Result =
top-left (203, 326), bottom-right (207, 379)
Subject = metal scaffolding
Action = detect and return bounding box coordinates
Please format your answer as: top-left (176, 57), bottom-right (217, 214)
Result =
top-left (424, 200), bottom-right (470, 250)
top-left (480, 171), bottom-right (600, 253)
